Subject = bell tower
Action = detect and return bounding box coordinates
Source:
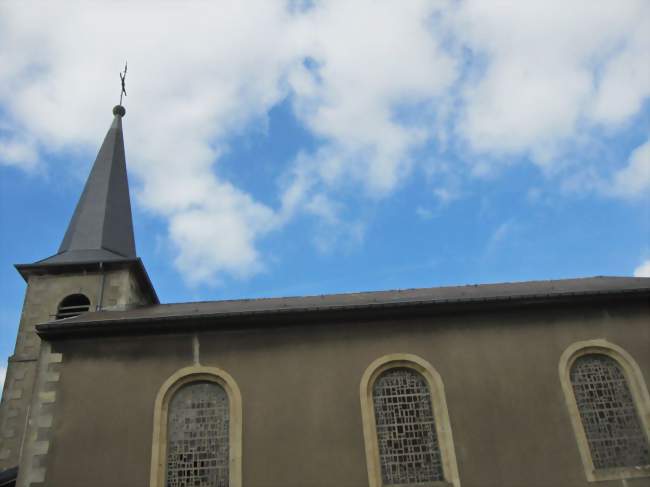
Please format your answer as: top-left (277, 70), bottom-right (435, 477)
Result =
top-left (0, 105), bottom-right (158, 476)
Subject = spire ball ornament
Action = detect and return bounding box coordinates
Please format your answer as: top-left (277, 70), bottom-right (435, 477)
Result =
top-left (114, 61), bottom-right (128, 118)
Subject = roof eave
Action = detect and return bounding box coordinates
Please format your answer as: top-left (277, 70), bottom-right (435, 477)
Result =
top-left (16, 257), bottom-right (159, 305)
top-left (0, 466), bottom-right (18, 487)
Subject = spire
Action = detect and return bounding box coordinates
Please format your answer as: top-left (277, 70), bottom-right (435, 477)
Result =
top-left (38, 105), bottom-right (136, 265)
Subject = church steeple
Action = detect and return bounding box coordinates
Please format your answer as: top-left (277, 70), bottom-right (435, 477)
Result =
top-left (15, 104), bottom-right (158, 303)
top-left (5, 103), bottom-right (156, 476)
top-left (40, 105), bottom-right (136, 265)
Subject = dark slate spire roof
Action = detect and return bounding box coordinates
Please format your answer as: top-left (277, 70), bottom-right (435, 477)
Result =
top-left (15, 105), bottom-right (158, 304)
top-left (37, 105), bottom-right (136, 265)
top-left (33, 105), bottom-right (136, 264)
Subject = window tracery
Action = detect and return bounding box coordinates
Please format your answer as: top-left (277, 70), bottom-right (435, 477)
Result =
top-left (166, 381), bottom-right (230, 487)
top-left (571, 354), bottom-right (650, 469)
top-left (372, 367), bottom-right (443, 484)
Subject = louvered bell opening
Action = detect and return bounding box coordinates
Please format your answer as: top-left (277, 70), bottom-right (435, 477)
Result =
top-left (55, 294), bottom-right (90, 320)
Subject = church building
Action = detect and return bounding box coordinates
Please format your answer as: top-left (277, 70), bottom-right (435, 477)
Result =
top-left (0, 105), bottom-right (649, 487)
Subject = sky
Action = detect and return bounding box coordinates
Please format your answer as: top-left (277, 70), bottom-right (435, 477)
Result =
top-left (0, 0), bottom-right (649, 387)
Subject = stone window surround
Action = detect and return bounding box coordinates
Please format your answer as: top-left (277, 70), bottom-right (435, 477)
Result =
top-left (360, 353), bottom-right (461, 487)
top-left (149, 365), bottom-right (242, 487)
top-left (559, 339), bottom-right (650, 482)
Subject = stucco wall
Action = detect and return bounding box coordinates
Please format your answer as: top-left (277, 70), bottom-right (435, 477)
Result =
top-left (42, 298), bottom-right (649, 487)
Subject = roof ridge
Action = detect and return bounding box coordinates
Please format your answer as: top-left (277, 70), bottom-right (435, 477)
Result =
top-left (118, 275), bottom-right (649, 308)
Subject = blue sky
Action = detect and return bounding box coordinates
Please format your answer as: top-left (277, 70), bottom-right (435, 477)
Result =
top-left (1, 0), bottom-right (649, 385)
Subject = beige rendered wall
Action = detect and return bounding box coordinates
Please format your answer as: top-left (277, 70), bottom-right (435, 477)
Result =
top-left (42, 298), bottom-right (649, 487)
top-left (0, 267), bottom-right (151, 478)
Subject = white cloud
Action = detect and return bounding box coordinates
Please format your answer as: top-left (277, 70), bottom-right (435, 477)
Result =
top-left (590, 22), bottom-right (650, 125)
top-left (486, 220), bottom-right (516, 253)
top-left (608, 139), bottom-right (650, 199)
top-left (1, 0), bottom-right (649, 284)
top-left (0, 0), bottom-right (298, 283)
top-left (0, 135), bottom-right (38, 170)
top-left (452, 0), bottom-right (649, 165)
top-left (0, 366), bottom-right (6, 393)
top-left (633, 259), bottom-right (650, 277)
top-left (287, 0), bottom-right (457, 194)
top-left (432, 187), bottom-right (458, 205)
top-left (168, 181), bottom-right (276, 284)
top-left (416, 206), bottom-right (435, 220)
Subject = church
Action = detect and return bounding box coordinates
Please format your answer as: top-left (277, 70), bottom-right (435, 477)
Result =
top-left (0, 105), bottom-right (649, 487)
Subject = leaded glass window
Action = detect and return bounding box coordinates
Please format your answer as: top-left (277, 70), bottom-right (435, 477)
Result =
top-left (571, 354), bottom-right (650, 469)
top-left (372, 367), bottom-right (443, 485)
top-left (166, 381), bottom-right (229, 487)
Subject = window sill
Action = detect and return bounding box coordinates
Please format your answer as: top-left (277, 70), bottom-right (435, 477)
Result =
top-left (386, 481), bottom-right (453, 487)
top-left (588, 464), bottom-right (650, 482)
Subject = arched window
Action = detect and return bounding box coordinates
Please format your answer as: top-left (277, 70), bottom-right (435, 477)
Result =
top-left (150, 366), bottom-right (242, 487)
top-left (360, 354), bottom-right (460, 487)
top-left (55, 294), bottom-right (90, 320)
top-left (166, 381), bottom-right (230, 486)
top-left (373, 368), bottom-right (443, 484)
top-left (571, 355), bottom-right (649, 469)
top-left (560, 340), bottom-right (650, 482)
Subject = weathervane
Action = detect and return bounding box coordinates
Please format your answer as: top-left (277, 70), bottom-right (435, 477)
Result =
top-left (119, 61), bottom-right (127, 105)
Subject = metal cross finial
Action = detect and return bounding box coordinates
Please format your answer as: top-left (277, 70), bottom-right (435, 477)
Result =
top-left (119, 61), bottom-right (128, 105)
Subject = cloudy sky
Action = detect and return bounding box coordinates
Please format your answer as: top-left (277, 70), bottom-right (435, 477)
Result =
top-left (0, 0), bottom-right (649, 381)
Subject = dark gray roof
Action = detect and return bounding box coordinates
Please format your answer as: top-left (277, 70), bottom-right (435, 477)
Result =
top-left (0, 466), bottom-right (17, 487)
top-left (33, 249), bottom-right (133, 265)
top-left (37, 106), bottom-right (135, 265)
top-left (36, 277), bottom-right (650, 336)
